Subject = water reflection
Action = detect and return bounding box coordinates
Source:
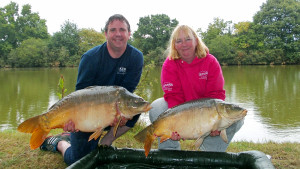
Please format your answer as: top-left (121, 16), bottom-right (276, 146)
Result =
top-left (0, 68), bottom-right (78, 131)
top-left (221, 66), bottom-right (299, 142)
top-left (0, 66), bottom-right (299, 143)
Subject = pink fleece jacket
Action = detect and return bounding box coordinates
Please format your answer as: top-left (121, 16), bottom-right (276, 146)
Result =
top-left (161, 53), bottom-right (226, 108)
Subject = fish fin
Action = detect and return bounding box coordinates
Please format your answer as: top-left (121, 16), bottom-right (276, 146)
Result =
top-left (51, 124), bottom-right (65, 129)
top-left (159, 135), bottom-right (170, 143)
top-left (144, 131), bottom-right (155, 157)
top-left (113, 117), bottom-right (122, 137)
top-left (195, 137), bottom-right (204, 148)
top-left (88, 128), bottom-right (103, 141)
top-left (84, 86), bottom-right (97, 89)
top-left (134, 125), bottom-right (152, 143)
top-left (30, 128), bottom-right (50, 149)
top-left (134, 125), bottom-right (155, 157)
top-left (220, 129), bottom-right (228, 143)
top-left (113, 101), bottom-right (123, 137)
top-left (212, 116), bottom-right (222, 131)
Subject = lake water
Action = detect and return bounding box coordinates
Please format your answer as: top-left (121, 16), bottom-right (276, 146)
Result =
top-left (0, 65), bottom-right (299, 143)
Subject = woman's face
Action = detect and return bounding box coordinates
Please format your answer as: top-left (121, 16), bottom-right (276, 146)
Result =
top-left (174, 30), bottom-right (197, 63)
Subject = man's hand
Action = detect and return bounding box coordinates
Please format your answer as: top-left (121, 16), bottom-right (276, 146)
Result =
top-left (210, 130), bottom-right (221, 136)
top-left (63, 120), bottom-right (78, 132)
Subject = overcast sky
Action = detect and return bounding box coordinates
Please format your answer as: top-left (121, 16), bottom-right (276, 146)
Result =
top-left (1, 0), bottom-right (267, 35)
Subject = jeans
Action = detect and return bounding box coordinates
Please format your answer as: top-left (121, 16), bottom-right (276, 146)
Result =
top-left (149, 97), bottom-right (244, 152)
top-left (64, 131), bottom-right (100, 166)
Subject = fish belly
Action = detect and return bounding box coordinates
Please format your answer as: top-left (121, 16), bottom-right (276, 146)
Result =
top-left (155, 107), bottom-right (219, 140)
top-left (71, 103), bottom-right (116, 132)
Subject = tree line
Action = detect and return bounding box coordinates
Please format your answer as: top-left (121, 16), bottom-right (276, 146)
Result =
top-left (0, 0), bottom-right (299, 68)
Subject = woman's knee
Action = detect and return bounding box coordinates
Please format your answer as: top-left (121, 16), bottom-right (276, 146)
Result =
top-left (149, 97), bottom-right (168, 122)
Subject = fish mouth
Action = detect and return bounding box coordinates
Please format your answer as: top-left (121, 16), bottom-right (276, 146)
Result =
top-left (235, 109), bottom-right (247, 119)
top-left (221, 109), bottom-right (247, 120)
top-left (145, 104), bottom-right (152, 111)
top-left (242, 109), bottom-right (248, 116)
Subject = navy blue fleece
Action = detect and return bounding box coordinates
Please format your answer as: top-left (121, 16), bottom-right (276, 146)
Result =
top-left (76, 42), bottom-right (143, 127)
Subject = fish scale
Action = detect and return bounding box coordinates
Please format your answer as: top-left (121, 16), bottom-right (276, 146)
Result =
top-left (18, 86), bottom-right (152, 150)
top-left (134, 98), bottom-right (247, 157)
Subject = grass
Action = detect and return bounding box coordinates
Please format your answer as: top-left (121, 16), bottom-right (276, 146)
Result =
top-left (1, 124), bottom-right (299, 169)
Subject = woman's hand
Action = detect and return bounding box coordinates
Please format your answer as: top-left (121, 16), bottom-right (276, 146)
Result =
top-left (210, 130), bottom-right (221, 136)
top-left (170, 131), bottom-right (183, 141)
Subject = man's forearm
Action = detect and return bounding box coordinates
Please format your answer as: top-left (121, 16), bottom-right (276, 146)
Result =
top-left (100, 126), bottom-right (131, 146)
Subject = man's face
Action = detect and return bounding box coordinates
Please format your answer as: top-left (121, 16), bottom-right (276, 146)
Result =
top-left (105, 20), bottom-right (131, 51)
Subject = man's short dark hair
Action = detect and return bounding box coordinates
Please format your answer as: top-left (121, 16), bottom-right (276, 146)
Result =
top-left (104, 14), bottom-right (131, 33)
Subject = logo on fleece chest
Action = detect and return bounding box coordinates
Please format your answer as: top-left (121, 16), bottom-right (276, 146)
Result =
top-left (198, 71), bottom-right (208, 80)
top-left (117, 67), bottom-right (127, 75)
top-left (162, 82), bottom-right (173, 91)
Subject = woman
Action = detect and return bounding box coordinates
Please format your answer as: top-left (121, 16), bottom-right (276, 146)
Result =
top-left (149, 25), bottom-right (244, 151)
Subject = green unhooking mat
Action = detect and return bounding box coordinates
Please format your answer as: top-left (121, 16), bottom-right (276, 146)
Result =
top-left (67, 146), bottom-right (275, 169)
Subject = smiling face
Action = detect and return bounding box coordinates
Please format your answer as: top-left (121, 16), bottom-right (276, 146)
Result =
top-left (105, 20), bottom-right (131, 55)
top-left (174, 30), bottom-right (198, 64)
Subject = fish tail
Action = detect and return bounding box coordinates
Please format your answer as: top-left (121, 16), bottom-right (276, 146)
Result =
top-left (17, 115), bottom-right (50, 149)
top-left (30, 127), bottom-right (50, 149)
top-left (144, 131), bottom-right (155, 157)
top-left (17, 116), bottom-right (41, 133)
top-left (134, 125), bottom-right (152, 143)
top-left (134, 125), bottom-right (155, 157)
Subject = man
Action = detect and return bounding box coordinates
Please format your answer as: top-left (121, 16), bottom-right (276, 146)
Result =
top-left (40, 14), bottom-right (144, 166)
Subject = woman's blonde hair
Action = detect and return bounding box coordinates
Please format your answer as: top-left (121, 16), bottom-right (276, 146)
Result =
top-left (168, 25), bottom-right (209, 60)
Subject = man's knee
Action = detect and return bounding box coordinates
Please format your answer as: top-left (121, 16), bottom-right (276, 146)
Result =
top-left (64, 147), bottom-right (76, 166)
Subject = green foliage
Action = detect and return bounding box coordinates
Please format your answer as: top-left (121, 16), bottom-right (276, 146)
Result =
top-left (78, 28), bottom-right (106, 56)
top-left (0, 0), bottom-right (299, 67)
top-left (7, 38), bottom-right (48, 67)
top-left (133, 14), bottom-right (178, 56)
top-left (0, 2), bottom-right (49, 67)
top-left (253, 0), bottom-right (300, 64)
top-left (264, 49), bottom-right (285, 64)
top-left (135, 62), bottom-right (156, 99)
top-left (57, 75), bottom-right (67, 99)
top-left (200, 18), bottom-right (233, 44)
top-left (144, 47), bottom-right (167, 66)
top-left (16, 4), bottom-right (49, 42)
top-left (233, 22), bottom-right (260, 53)
top-left (199, 18), bottom-right (237, 65)
top-left (0, 2), bottom-right (19, 62)
top-left (198, 0), bottom-right (300, 65)
top-left (47, 20), bottom-right (81, 66)
top-left (59, 20), bottom-right (80, 56)
top-left (208, 35), bottom-right (236, 65)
